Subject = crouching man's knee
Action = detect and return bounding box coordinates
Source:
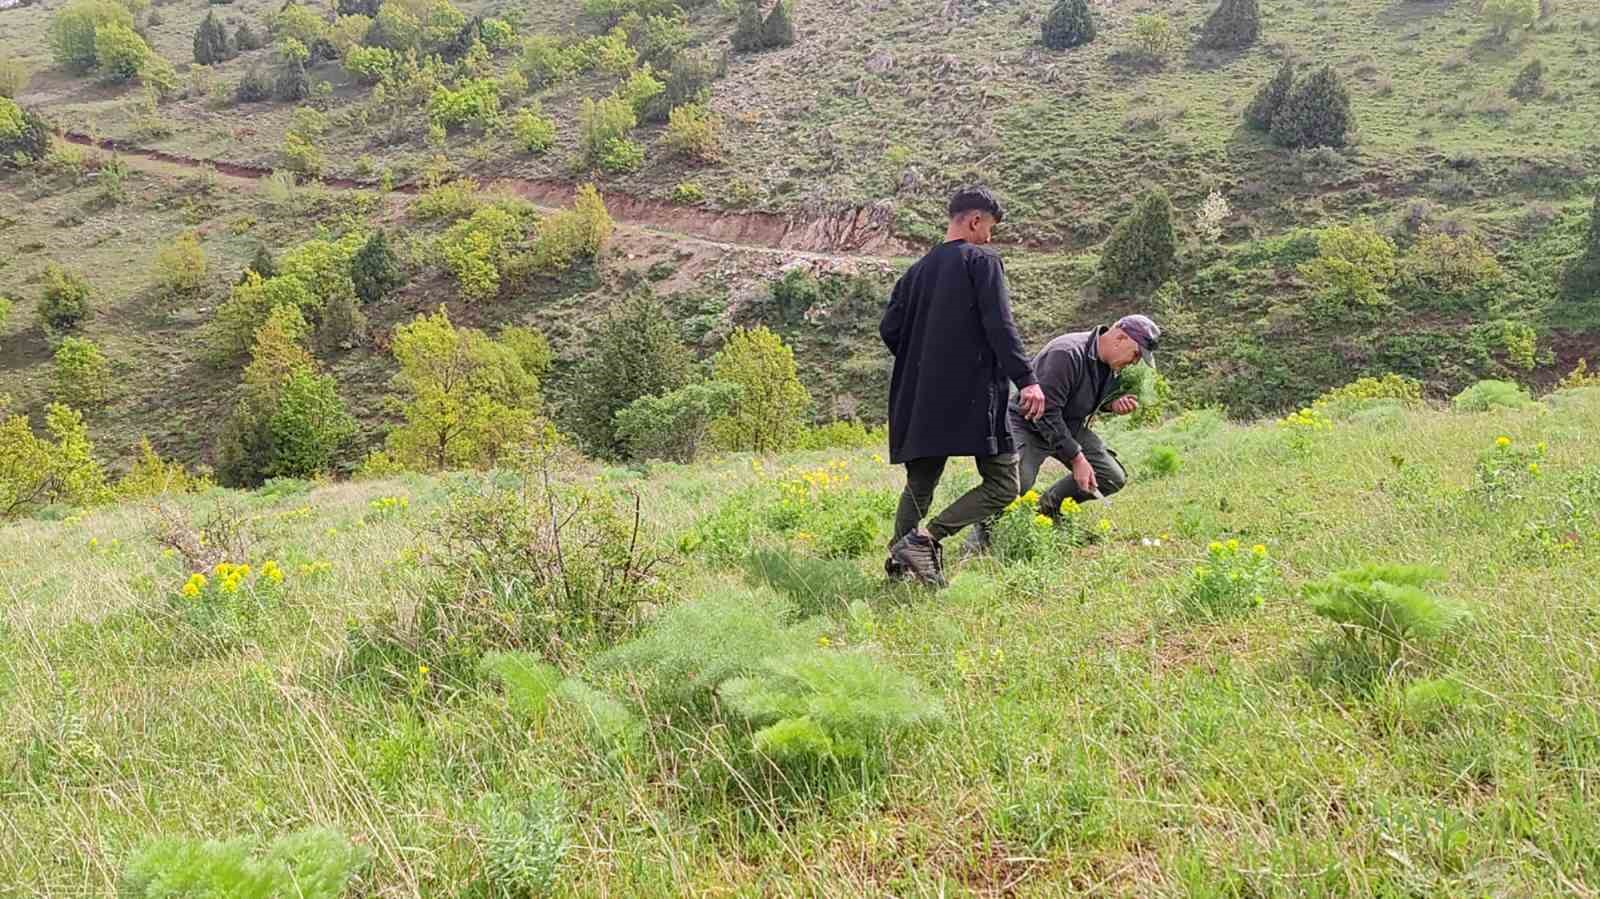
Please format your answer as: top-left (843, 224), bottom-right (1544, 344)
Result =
top-left (1099, 463), bottom-right (1127, 496)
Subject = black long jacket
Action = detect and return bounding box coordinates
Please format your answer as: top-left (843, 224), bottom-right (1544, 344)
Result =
top-left (879, 240), bottom-right (1037, 464)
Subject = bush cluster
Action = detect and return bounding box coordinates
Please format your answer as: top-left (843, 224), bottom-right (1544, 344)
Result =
top-left (0, 100), bottom-right (52, 166)
top-left (709, 326), bottom-right (813, 452)
top-left (1098, 187), bottom-right (1178, 299)
top-left (1247, 61), bottom-right (1354, 149)
top-left (1042, 0), bottom-right (1094, 50)
top-left (570, 291), bottom-right (696, 456)
top-left (1198, 0), bottom-right (1260, 50)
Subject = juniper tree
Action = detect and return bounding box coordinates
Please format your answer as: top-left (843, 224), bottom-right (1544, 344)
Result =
top-left (569, 291), bottom-right (696, 457)
top-left (1042, 0), bottom-right (1095, 50)
top-left (761, 0), bottom-right (795, 49)
top-left (1199, 0), bottom-right (1260, 50)
top-left (350, 230), bottom-right (404, 304)
top-left (1564, 194), bottom-right (1600, 301)
top-left (235, 21), bottom-right (264, 52)
top-left (1099, 187), bottom-right (1178, 299)
top-left (193, 11), bottom-right (231, 65)
top-left (1270, 64), bottom-right (1353, 149)
top-left (1245, 59), bottom-right (1294, 131)
top-left (731, 1), bottom-right (764, 52)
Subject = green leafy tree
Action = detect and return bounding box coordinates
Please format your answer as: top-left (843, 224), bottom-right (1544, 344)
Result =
top-left (761, 0), bottom-right (795, 48)
top-left (0, 399), bottom-right (110, 520)
top-left (1099, 187), bottom-right (1178, 299)
top-left (709, 326), bottom-right (812, 452)
top-left (1245, 59), bottom-right (1294, 131)
top-left (618, 65), bottom-right (664, 117)
top-left (383, 307), bottom-right (547, 471)
top-left (1563, 194), bottom-right (1600, 302)
top-left (513, 104), bottom-right (556, 153)
top-left (1300, 220), bottom-right (1397, 307)
top-left (1124, 13), bottom-right (1176, 64)
top-left (193, 11), bottom-right (233, 65)
top-left (152, 231), bottom-right (208, 300)
top-left (52, 337), bottom-right (112, 408)
top-left (208, 272), bottom-right (317, 363)
top-left (273, 3), bottom-right (327, 53)
top-left (316, 289), bottom-right (367, 350)
top-left (613, 380), bottom-right (742, 462)
top-left (93, 22), bottom-right (151, 82)
top-left (0, 100), bottom-right (53, 166)
top-left (48, 0), bottom-right (134, 72)
top-left (437, 204), bottom-right (523, 301)
top-left (1199, 0), bottom-right (1259, 49)
top-left (1042, 0), bottom-right (1095, 50)
top-left (267, 366), bottom-right (357, 477)
top-left (351, 230), bottom-right (405, 304)
top-left (647, 48), bottom-right (717, 122)
top-left (38, 264), bottom-right (93, 332)
top-left (530, 183), bottom-right (615, 273)
top-left (1270, 64), bottom-right (1353, 149)
top-left (579, 94), bottom-right (638, 169)
top-left (1481, 0), bottom-right (1537, 40)
top-left (663, 102), bottom-right (722, 162)
top-left (570, 291), bottom-right (696, 456)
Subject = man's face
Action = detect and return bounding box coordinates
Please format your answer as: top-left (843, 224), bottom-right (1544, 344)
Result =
top-left (958, 211), bottom-right (999, 245)
top-left (1104, 327), bottom-right (1144, 370)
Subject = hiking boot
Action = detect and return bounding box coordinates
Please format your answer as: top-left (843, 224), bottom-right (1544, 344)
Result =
top-left (884, 555), bottom-right (910, 581)
top-left (961, 523), bottom-right (992, 559)
top-left (888, 530), bottom-right (947, 587)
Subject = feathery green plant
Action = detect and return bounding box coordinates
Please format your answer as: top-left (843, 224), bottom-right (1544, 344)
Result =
top-left (119, 827), bottom-right (368, 899)
top-left (475, 789), bottom-right (568, 898)
top-left (1303, 564), bottom-right (1469, 661)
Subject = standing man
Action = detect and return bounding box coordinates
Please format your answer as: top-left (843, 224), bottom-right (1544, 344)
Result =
top-left (968, 315), bottom-right (1161, 553)
top-left (879, 186), bottom-right (1046, 586)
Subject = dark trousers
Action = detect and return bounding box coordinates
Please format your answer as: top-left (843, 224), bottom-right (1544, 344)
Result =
top-left (1014, 414), bottom-right (1126, 514)
top-left (893, 453), bottom-right (1020, 544)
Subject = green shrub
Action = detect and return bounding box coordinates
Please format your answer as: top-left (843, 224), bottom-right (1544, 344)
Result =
top-left (663, 102), bottom-right (722, 162)
top-left (1245, 59), bottom-right (1294, 131)
top-left (1299, 220), bottom-right (1396, 307)
top-left (273, 3), bottom-right (327, 51)
top-left (93, 22), bottom-right (151, 82)
top-left (52, 337), bottom-right (111, 408)
top-left (1474, 434), bottom-right (1545, 505)
top-left (0, 401), bottom-right (110, 520)
top-left (1481, 0), bottom-right (1537, 40)
top-left (730, 1), bottom-right (764, 52)
top-left (0, 60), bottom-right (31, 99)
top-left (1042, 0), bottom-right (1094, 50)
top-left (513, 104), bottom-right (556, 154)
top-left (598, 137), bottom-right (644, 174)
top-left (342, 44), bottom-right (395, 83)
top-left (1451, 379), bottom-right (1530, 412)
top-left (1199, 0), bottom-right (1259, 49)
top-left (381, 307), bottom-right (546, 470)
top-left (709, 326), bottom-right (812, 452)
top-left (341, 231), bottom-right (399, 307)
top-left (672, 180), bottom-right (705, 203)
top-left (49, 0), bottom-right (134, 72)
top-left (266, 366), bottom-right (357, 475)
top-left (437, 204), bottom-right (522, 301)
top-left (193, 11), bottom-right (233, 65)
top-left (1270, 65), bottom-right (1353, 150)
top-left (236, 64), bottom-right (272, 102)
top-left (1181, 539), bottom-right (1273, 619)
top-left (720, 648), bottom-right (943, 773)
top-left (38, 264), bottom-right (93, 332)
top-left (235, 21), bottom-right (264, 51)
top-left (1099, 187), bottom-right (1177, 298)
top-left (1143, 444), bottom-right (1182, 477)
top-left (1123, 14), bottom-right (1177, 65)
top-left (519, 34), bottom-right (578, 86)
top-left (1509, 57), bottom-right (1544, 100)
top-left (570, 291), bottom-right (696, 456)
top-left (555, 678), bottom-right (644, 757)
top-left (648, 48), bottom-right (717, 122)
top-left (427, 76), bottom-right (501, 132)
top-left (618, 65), bottom-right (664, 117)
top-left (0, 101), bottom-right (52, 166)
top-left (613, 380), bottom-right (742, 463)
top-left (1563, 194), bottom-right (1600, 301)
top-left (1399, 230), bottom-right (1503, 297)
top-left (795, 419), bottom-right (883, 450)
top-left (474, 790), bottom-right (568, 898)
top-left (530, 183), bottom-right (614, 273)
top-left (1311, 374), bottom-right (1422, 419)
top-left (116, 438), bottom-right (211, 499)
top-left (1304, 564), bottom-right (1468, 663)
top-left (744, 548), bottom-right (875, 619)
top-left (152, 231), bottom-right (208, 300)
top-left (761, 0), bottom-right (795, 48)
top-left (119, 828), bottom-right (369, 899)
top-left (579, 94), bottom-right (637, 169)
top-left (207, 273), bottom-right (316, 363)
top-left (0, 297), bottom-right (10, 331)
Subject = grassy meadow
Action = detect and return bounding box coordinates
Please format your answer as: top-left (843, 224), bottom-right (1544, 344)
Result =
top-left (4, 385), bottom-right (1600, 895)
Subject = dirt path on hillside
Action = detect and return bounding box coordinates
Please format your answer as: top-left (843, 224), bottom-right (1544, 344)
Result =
top-left (60, 133), bottom-right (917, 262)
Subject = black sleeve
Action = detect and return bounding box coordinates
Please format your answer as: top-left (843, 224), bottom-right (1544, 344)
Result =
top-left (1032, 347), bottom-right (1084, 458)
top-left (970, 251), bottom-right (1037, 389)
top-left (879, 274), bottom-right (908, 356)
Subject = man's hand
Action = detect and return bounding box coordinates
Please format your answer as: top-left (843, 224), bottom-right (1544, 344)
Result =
top-left (1109, 395), bottom-right (1139, 416)
top-left (1071, 452), bottom-right (1098, 494)
top-left (1018, 384), bottom-right (1046, 420)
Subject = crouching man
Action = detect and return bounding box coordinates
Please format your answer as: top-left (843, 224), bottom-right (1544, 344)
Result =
top-left (969, 315), bottom-right (1161, 552)
top-left (879, 186), bottom-right (1045, 586)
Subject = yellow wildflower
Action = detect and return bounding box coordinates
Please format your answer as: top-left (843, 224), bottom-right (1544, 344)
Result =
top-left (1529, 463), bottom-right (1541, 476)
top-left (1022, 489), bottom-right (1041, 504)
top-left (1033, 514), bottom-right (1053, 527)
top-left (181, 582), bottom-right (200, 598)
top-left (1252, 544), bottom-right (1267, 557)
top-left (261, 561), bottom-right (284, 585)
top-left (1208, 541), bottom-right (1224, 554)
top-left (872, 453), bottom-right (884, 464)
top-left (1536, 442), bottom-right (1548, 454)
top-left (88, 537), bottom-right (99, 549)
top-left (418, 663), bottom-right (429, 675)
top-left (1097, 518), bottom-right (1112, 532)
top-left (816, 635), bottom-right (831, 648)
top-left (1496, 436), bottom-right (1512, 448)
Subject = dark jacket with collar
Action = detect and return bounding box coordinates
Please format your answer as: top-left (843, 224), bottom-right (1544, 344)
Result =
top-left (1008, 327), bottom-right (1118, 460)
top-left (879, 240), bottom-right (1037, 464)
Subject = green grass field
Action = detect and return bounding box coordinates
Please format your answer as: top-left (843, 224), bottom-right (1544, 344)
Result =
top-left (5, 385), bottom-right (1600, 895)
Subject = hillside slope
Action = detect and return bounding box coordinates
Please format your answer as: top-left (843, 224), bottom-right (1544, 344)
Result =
top-left (3, 385), bottom-right (1600, 894)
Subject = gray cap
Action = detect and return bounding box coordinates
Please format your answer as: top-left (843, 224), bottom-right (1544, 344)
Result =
top-left (1115, 314), bottom-right (1161, 368)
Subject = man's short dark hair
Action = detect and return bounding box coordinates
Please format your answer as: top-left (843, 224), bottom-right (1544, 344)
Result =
top-left (948, 185), bottom-right (1005, 224)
